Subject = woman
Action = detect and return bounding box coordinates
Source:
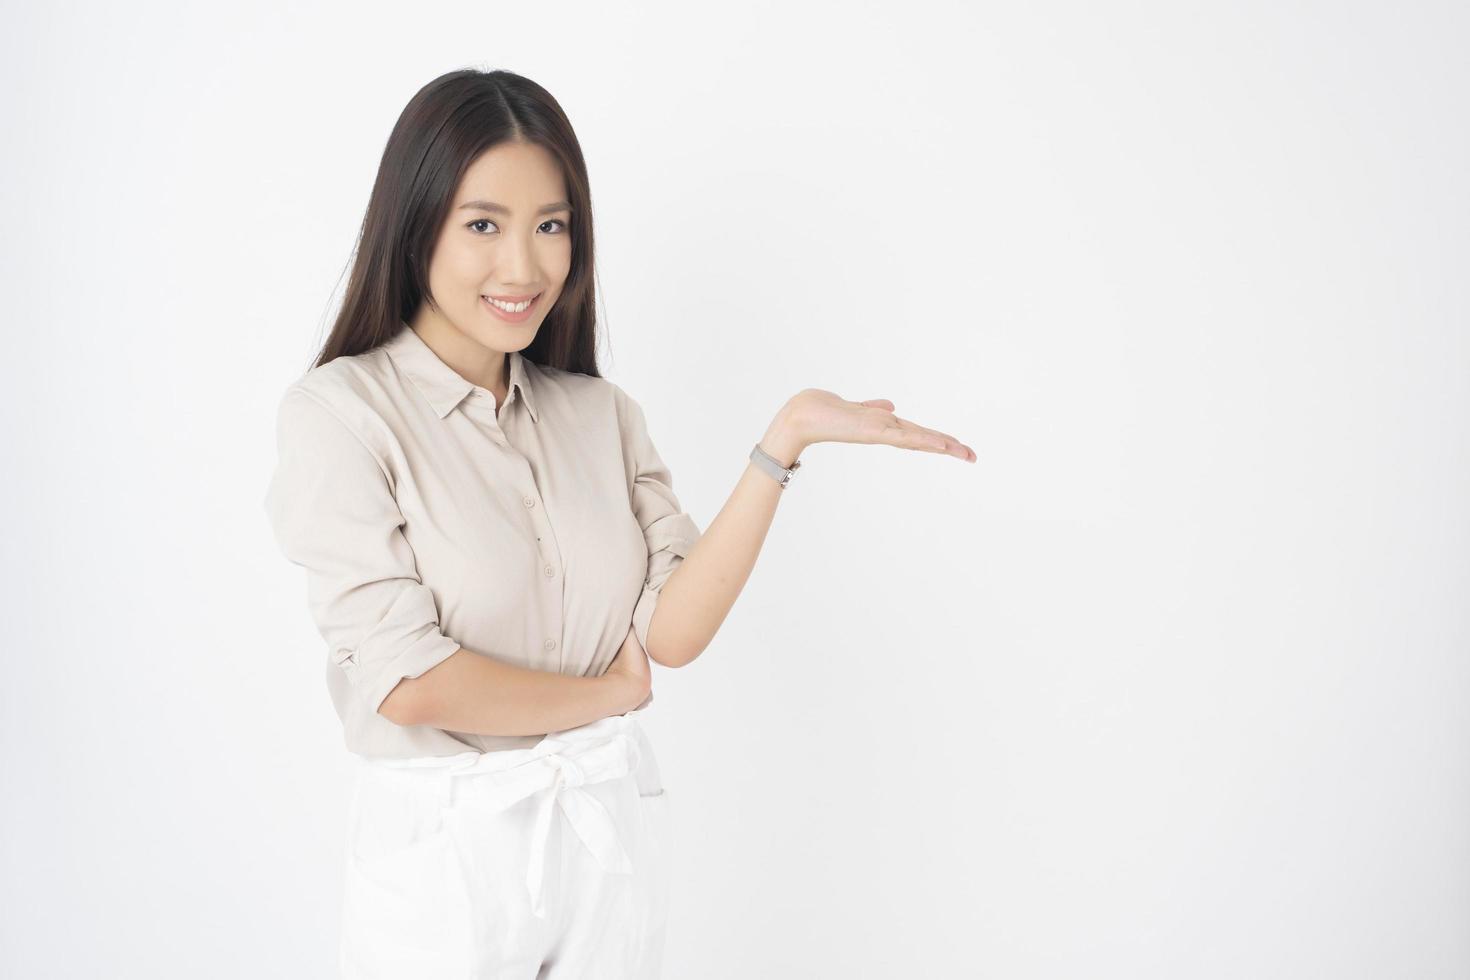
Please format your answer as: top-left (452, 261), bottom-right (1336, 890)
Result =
top-left (264, 68), bottom-right (974, 979)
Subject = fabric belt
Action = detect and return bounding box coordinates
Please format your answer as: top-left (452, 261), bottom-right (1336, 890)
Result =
top-left (365, 711), bottom-right (645, 920)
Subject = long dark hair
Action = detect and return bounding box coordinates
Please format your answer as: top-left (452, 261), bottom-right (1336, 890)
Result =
top-left (310, 69), bottom-right (602, 378)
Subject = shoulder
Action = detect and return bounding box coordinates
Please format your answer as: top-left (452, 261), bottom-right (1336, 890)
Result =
top-left (539, 362), bottom-right (640, 412)
top-left (273, 348), bottom-right (396, 459)
top-left (525, 358), bottom-right (630, 416)
top-left (285, 346), bottom-right (392, 410)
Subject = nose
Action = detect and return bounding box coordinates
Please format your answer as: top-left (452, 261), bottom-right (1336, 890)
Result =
top-left (496, 231), bottom-right (537, 288)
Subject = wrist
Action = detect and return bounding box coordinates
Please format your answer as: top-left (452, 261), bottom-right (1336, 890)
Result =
top-left (759, 412), bottom-right (807, 469)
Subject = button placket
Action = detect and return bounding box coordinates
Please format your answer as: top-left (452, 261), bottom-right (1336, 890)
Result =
top-left (460, 395), bottom-right (566, 679)
top-left (464, 389), bottom-right (513, 439)
top-left (509, 455), bottom-right (563, 674)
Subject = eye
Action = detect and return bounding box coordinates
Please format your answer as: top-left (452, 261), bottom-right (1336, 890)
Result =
top-left (466, 218), bottom-right (570, 235)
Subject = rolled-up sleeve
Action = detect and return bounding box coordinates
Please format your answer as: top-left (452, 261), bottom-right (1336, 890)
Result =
top-left (263, 386), bottom-right (461, 716)
top-left (618, 388), bottom-right (702, 659)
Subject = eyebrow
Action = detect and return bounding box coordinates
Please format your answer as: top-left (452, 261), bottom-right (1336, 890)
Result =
top-left (456, 200), bottom-right (574, 215)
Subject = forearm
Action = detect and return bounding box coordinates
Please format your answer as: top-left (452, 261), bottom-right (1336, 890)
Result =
top-left (645, 413), bottom-right (805, 668)
top-left (387, 648), bottom-right (640, 736)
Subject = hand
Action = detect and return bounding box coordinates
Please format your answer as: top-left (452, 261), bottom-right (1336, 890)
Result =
top-left (604, 625), bottom-right (653, 711)
top-left (762, 389), bottom-right (976, 464)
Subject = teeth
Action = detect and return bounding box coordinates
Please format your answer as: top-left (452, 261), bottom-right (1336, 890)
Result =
top-left (485, 295), bottom-right (534, 313)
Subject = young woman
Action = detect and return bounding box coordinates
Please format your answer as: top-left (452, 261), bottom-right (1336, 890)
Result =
top-left (264, 68), bottom-right (974, 979)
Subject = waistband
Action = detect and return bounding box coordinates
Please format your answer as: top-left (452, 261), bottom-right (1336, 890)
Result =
top-left (353, 710), bottom-right (647, 919)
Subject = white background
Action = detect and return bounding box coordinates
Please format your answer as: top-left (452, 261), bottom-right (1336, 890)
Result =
top-left (3, 2), bottom-right (1467, 977)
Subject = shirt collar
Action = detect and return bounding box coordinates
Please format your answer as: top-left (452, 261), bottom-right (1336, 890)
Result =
top-left (384, 322), bottom-right (539, 423)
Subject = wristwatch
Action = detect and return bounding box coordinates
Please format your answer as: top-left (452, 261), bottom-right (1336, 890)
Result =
top-left (749, 442), bottom-right (802, 489)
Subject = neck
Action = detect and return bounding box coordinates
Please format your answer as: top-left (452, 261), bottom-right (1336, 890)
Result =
top-left (408, 311), bottom-right (510, 399)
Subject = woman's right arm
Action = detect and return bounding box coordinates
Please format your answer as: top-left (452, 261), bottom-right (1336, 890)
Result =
top-left (387, 626), bottom-right (652, 735)
top-left (266, 386), bottom-right (650, 739)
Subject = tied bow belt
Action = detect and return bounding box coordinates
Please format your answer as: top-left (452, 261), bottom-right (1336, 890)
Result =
top-left (365, 711), bottom-right (648, 919)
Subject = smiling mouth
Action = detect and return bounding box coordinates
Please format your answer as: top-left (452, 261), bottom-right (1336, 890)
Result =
top-left (482, 292), bottom-right (541, 312)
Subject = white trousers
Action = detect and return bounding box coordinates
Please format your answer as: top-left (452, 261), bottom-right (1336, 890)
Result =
top-left (339, 711), bottom-right (672, 978)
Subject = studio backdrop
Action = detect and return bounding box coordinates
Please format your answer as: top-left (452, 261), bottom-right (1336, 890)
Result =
top-left (1, 2), bottom-right (1466, 978)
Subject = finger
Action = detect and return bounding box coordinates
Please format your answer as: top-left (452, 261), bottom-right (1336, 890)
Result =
top-left (860, 398), bottom-right (895, 411)
top-left (889, 416), bottom-right (975, 460)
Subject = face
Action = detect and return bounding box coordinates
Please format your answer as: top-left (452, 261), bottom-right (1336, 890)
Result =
top-left (410, 140), bottom-right (574, 380)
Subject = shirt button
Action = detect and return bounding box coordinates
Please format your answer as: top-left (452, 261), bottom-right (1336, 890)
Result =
top-left (543, 638), bottom-right (556, 651)
top-left (523, 496), bottom-right (535, 508)
top-left (544, 564), bottom-right (555, 577)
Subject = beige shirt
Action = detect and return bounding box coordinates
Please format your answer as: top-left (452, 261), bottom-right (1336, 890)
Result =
top-left (263, 323), bottom-right (701, 759)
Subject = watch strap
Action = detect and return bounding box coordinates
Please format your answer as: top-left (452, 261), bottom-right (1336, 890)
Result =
top-left (750, 442), bottom-right (802, 488)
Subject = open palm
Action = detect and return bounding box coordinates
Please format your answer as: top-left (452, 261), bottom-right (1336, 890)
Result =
top-left (786, 388), bottom-right (975, 462)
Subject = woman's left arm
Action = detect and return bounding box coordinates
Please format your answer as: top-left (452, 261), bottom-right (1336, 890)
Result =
top-left (644, 389), bottom-right (975, 668)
